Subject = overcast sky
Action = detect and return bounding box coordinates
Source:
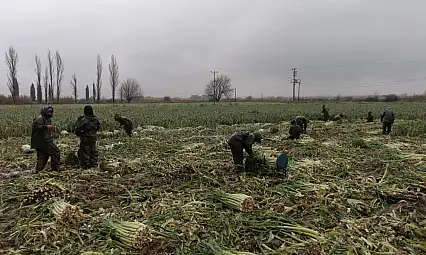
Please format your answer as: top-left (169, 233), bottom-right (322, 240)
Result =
top-left (1, 0), bottom-right (426, 98)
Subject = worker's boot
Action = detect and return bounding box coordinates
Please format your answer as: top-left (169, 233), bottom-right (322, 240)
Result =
top-left (234, 164), bottom-right (245, 172)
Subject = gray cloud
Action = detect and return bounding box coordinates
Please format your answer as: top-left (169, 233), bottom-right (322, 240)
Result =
top-left (1, 0), bottom-right (426, 98)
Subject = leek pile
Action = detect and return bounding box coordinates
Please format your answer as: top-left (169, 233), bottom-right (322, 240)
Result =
top-left (215, 191), bottom-right (255, 213)
top-left (51, 200), bottom-right (84, 227)
top-left (25, 181), bottom-right (67, 204)
top-left (103, 219), bottom-right (153, 249)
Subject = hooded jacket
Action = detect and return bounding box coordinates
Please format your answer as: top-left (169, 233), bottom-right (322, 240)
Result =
top-left (31, 106), bottom-right (54, 149)
top-left (75, 105), bottom-right (100, 144)
top-left (381, 109), bottom-right (395, 123)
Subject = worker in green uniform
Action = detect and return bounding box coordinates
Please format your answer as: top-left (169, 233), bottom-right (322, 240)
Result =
top-left (227, 131), bottom-right (262, 171)
top-left (366, 111), bottom-right (374, 122)
top-left (31, 105), bottom-right (60, 172)
top-left (321, 105), bottom-right (330, 122)
top-left (381, 109), bottom-right (395, 135)
top-left (291, 116), bottom-right (309, 132)
top-left (332, 113), bottom-right (344, 121)
top-left (287, 124), bottom-right (302, 140)
top-left (114, 114), bottom-right (133, 137)
top-left (75, 105), bottom-right (100, 169)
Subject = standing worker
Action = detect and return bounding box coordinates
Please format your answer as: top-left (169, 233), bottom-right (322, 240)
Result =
top-left (114, 114), bottom-right (133, 137)
top-left (321, 105), bottom-right (330, 122)
top-left (291, 116), bottom-right (309, 132)
top-left (381, 109), bottom-right (395, 135)
top-left (366, 111), bottom-right (374, 122)
top-left (227, 131), bottom-right (262, 171)
top-left (75, 105), bottom-right (100, 169)
top-left (31, 105), bottom-right (60, 172)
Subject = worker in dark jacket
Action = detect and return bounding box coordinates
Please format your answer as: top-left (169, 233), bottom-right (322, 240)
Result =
top-left (332, 114), bottom-right (344, 121)
top-left (228, 131), bottom-right (262, 171)
top-left (321, 105), bottom-right (330, 122)
top-left (31, 105), bottom-right (60, 172)
top-left (287, 124), bottom-right (302, 140)
top-left (381, 109), bottom-right (395, 135)
top-left (366, 111), bottom-right (374, 122)
top-left (291, 116), bottom-right (309, 132)
top-left (75, 105), bottom-right (100, 169)
top-left (114, 114), bottom-right (133, 137)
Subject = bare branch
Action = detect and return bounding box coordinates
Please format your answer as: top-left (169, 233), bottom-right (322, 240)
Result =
top-left (47, 50), bottom-right (55, 102)
top-left (5, 46), bottom-right (19, 103)
top-left (43, 67), bottom-right (48, 103)
top-left (120, 78), bottom-right (142, 103)
top-left (109, 54), bottom-right (119, 103)
top-left (96, 54), bottom-right (102, 103)
top-left (70, 73), bottom-right (78, 103)
top-left (204, 75), bottom-right (233, 103)
top-left (55, 51), bottom-right (64, 102)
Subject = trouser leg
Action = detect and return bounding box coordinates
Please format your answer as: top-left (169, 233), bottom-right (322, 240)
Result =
top-left (229, 143), bottom-right (244, 170)
top-left (47, 143), bottom-right (60, 171)
top-left (89, 144), bottom-right (98, 167)
top-left (78, 142), bottom-right (90, 169)
top-left (35, 149), bottom-right (49, 172)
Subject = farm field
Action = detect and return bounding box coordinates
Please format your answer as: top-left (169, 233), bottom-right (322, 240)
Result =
top-left (0, 102), bottom-right (426, 254)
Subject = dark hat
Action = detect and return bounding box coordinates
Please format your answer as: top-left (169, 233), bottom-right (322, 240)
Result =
top-left (84, 105), bottom-right (94, 115)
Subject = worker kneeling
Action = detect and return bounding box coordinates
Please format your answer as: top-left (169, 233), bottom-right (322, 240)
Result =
top-left (227, 131), bottom-right (262, 172)
top-left (287, 124), bottom-right (302, 140)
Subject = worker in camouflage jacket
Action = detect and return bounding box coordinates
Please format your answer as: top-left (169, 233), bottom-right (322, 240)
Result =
top-left (291, 116), bottom-right (309, 132)
top-left (321, 105), bottom-right (330, 122)
top-left (31, 105), bottom-right (60, 172)
top-left (114, 114), bottom-right (133, 137)
top-left (227, 131), bottom-right (262, 171)
top-left (75, 105), bottom-right (100, 169)
top-left (366, 111), bottom-right (374, 122)
top-left (381, 109), bottom-right (395, 135)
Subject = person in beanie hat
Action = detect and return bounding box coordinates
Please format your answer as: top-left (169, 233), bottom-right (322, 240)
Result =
top-left (75, 105), bottom-right (100, 169)
top-left (31, 105), bottom-right (60, 172)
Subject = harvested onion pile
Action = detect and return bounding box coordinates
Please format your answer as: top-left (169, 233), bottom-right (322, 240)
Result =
top-left (52, 200), bottom-right (84, 227)
top-left (215, 191), bottom-right (255, 213)
top-left (24, 181), bottom-right (67, 204)
top-left (104, 219), bottom-right (153, 249)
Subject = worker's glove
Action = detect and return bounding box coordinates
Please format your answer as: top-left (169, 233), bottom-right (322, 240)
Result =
top-left (47, 125), bottom-right (55, 131)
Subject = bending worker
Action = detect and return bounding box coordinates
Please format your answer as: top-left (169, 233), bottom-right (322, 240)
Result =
top-left (227, 131), bottom-right (262, 171)
top-left (291, 116), bottom-right (309, 132)
top-left (114, 114), bottom-right (133, 137)
top-left (381, 109), bottom-right (395, 135)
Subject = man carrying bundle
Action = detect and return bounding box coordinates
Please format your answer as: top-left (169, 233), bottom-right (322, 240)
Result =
top-left (75, 105), bottom-right (100, 169)
top-left (114, 114), bottom-right (133, 137)
top-left (381, 109), bottom-right (395, 135)
top-left (366, 111), bottom-right (374, 122)
top-left (291, 116), bottom-right (309, 132)
top-left (227, 131), bottom-right (262, 171)
top-left (31, 105), bottom-right (60, 172)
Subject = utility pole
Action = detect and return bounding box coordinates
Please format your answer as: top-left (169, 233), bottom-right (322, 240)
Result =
top-left (297, 80), bottom-right (301, 101)
top-left (291, 68), bottom-right (301, 102)
top-left (210, 70), bottom-right (218, 86)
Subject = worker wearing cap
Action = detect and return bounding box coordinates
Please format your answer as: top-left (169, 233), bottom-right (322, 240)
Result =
top-left (227, 131), bottom-right (262, 171)
top-left (31, 105), bottom-right (60, 172)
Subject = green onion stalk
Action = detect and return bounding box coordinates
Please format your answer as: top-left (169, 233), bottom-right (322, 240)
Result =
top-left (104, 219), bottom-right (153, 250)
top-left (51, 200), bottom-right (84, 226)
top-left (215, 191), bottom-right (255, 213)
top-left (217, 251), bottom-right (257, 255)
top-left (80, 252), bottom-right (104, 255)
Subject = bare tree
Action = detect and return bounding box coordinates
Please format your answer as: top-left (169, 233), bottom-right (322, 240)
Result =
top-left (30, 83), bottom-right (36, 102)
top-left (35, 55), bottom-right (42, 101)
top-left (70, 73), bottom-right (78, 103)
top-left (92, 82), bottom-right (96, 103)
top-left (204, 74), bottom-right (233, 103)
top-left (96, 54), bottom-right (102, 103)
top-left (85, 85), bottom-right (90, 101)
top-left (5, 46), bottom-right (19, 104)
top-left (43, 67), bottom-right (48, 103)
top-left (47, 50), bottom-right (55, 103)
top-left (109, 54), bottom-right (119, 103)
top-left (121, 78), bottom-right (142, 103)
top-left (55, 51), bottom-right (64, 102)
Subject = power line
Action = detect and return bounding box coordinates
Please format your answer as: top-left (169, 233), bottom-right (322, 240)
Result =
top-left (302, 76), bottom-right (426, 89)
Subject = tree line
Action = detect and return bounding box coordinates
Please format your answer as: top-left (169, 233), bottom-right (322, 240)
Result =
top-left (4, 46), bottom-right (142, 104)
